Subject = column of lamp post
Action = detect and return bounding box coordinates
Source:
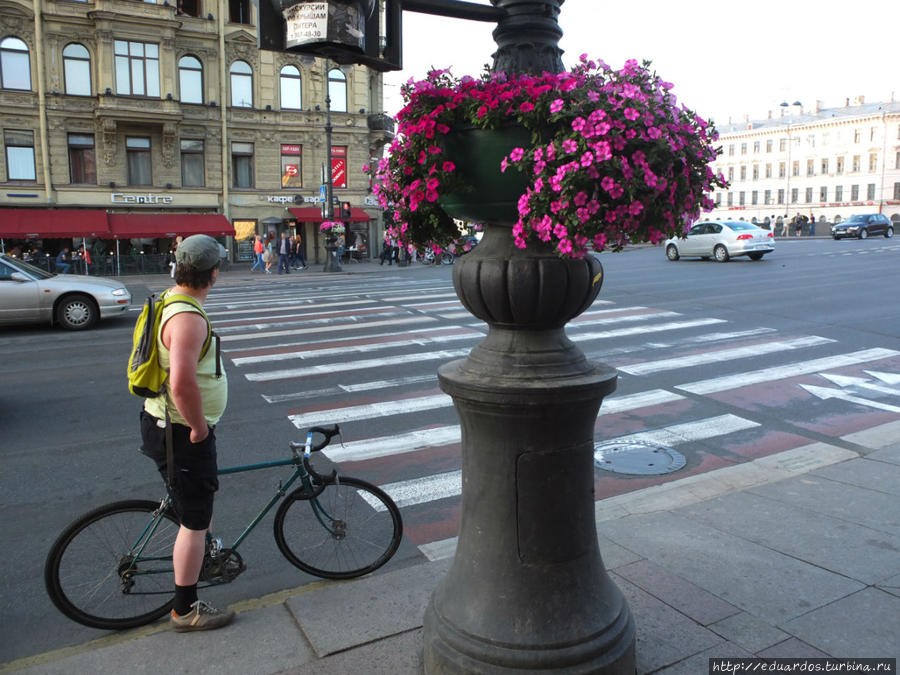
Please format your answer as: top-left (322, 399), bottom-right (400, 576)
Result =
top-left (322, 61), bottom-right (341, 272)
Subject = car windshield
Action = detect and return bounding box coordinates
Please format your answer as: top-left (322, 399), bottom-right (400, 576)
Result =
top-left (842, 215), bottom-right (868, 224)
top-left (1, 254), bottom-right (54, 279)
top-left (724, 222), bottom-right (757, 231)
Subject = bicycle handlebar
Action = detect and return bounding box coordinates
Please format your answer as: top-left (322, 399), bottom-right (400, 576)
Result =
top-left (289, 425), bottom-right (340, 486)
top-left (289, 424), bottom-right (340, 454)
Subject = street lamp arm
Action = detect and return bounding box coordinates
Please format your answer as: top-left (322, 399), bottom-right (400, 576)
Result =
top-left (401, 0), bottom-right (505, 22)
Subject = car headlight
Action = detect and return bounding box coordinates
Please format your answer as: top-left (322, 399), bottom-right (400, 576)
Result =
top-left (111, 288), bottom-right (128, 296)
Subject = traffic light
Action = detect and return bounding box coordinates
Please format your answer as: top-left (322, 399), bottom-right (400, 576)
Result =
top-left (340, 201), bottom-right (352, 220)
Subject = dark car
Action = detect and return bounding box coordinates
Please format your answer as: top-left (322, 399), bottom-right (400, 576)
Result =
top-left (831, 214), bottom-right (893, 240)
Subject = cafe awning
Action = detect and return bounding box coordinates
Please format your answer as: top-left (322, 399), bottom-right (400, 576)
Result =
top-left (0, 209), bottom-right (111, 238)
top-left (108, 214), bottom-right (235, 239)
top-left (288, 207), bottom-right (372, 223)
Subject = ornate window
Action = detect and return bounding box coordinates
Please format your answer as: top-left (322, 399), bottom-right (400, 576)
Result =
top-left (4, 129), bottom-right (36, 180)
top-left (68, 134), bottom-right (96, 184)
top-left (115, 41), bottom-right (160, 97)
top-left (328, 68), bottom-right (347, 112)
top-left (232, 142), bottom-right (254, 187)
top-left (229, 61), bottom-right (252, 108)
top-left (178, 55), bottom-right (203, 104)
top-left (181, 139), bottom-right (205, 187)
top-left (280, 65), bottom-right (302, 110)
top-left (63, 44), bottom-right (91, 96)
top-left (0, 37), bottom-right (31, 90)
top-left (126, 136), bottom-right (152, 185)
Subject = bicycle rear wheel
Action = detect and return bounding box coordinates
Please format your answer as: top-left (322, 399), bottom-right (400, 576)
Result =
top-left (44, 500), bottom-right (179, 630)
top-left (274, 477), bottom-right (402, 580)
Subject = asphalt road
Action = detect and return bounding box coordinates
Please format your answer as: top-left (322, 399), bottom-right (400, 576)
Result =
top-left (2, 236), bottom-right (899, 664)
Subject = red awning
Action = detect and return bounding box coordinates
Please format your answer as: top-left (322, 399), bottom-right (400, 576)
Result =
top-left (0, 209), bottom-right (111, 238)
top-left (108, 214), bottom-right (235, 239)
top-left (288, 207), bottom-right (372, 223)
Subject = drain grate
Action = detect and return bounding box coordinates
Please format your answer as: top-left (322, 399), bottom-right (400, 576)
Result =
top-left (593, 441), bottom-right (686, 475)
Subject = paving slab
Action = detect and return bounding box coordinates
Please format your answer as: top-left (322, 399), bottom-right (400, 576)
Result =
top-left (876, 573), bottom-right (900, 598)
top-left (811, 456), bottom-right (900, 496)
top-left (597, 533), bottom-right (644, 570)
top-left (14, 604), bottom-right (314, 675)
top-left (756, 637), bottom-right (830, 659)
top-left (612, 575), bottom-right (723, 673)
top-left (614, 559), bottom-right (740, 626)
top-left (866, 444), bottom-right (900, 465)
top-left (277, 629), bottom-right (423, 675)
top-left (681, 490), bottom-right (900, 584)
top-left (748, 474), bottom-right (900, 537)
top-left (781, 587), bottom-right (900, 659)
top-left (708, 611), bottom-right (790, 654)
top-left (287, 559), bottom-right (449, 657)
top-left (656, 641), bottom-right (754, 674)
top-left (597, 511), bottom-right (865, 624)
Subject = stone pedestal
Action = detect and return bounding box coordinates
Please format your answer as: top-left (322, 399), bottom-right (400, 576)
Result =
top-left (422, 223), bottom-right (635, 673)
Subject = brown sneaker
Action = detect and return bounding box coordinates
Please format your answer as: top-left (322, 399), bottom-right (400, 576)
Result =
top-left (170, 600), bottom-right (235, 632)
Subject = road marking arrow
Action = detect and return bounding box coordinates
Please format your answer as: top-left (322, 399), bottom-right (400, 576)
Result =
top-left (864, 370), bottom-right (900, 386)
top-left (800, 384), bottom-right (900, 414)
top-left (818, 372), bottom-right (900, 397)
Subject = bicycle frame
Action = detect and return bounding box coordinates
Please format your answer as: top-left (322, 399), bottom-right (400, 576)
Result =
top-left (127, 453), bottom-right (336, 577)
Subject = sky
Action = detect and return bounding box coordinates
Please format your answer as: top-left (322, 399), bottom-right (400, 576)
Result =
top-left (382, 0), bottom-right (899, 127)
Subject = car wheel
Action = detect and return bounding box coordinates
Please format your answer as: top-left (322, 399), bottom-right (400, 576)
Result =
top-left (885, 227), bottom-right (893, 239)
top-left (833, 235), bottom-right (840, 240)
top-left (665, 244), bottom-right (680, 261)
top-left (747, 252), bottom-right (765, 261)
top-left (859, 229), bottom-right (868, 239)
top-left (56, 294), bottom-right (98, 330)
top-left (714, 245), bottom-right (729, 262)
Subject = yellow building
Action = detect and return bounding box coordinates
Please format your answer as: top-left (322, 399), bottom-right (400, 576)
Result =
top-left (0, 0), bottom-right (393, 264)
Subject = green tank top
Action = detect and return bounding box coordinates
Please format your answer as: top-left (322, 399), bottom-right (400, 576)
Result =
top-left (143, 301), bottom-right (228, 425)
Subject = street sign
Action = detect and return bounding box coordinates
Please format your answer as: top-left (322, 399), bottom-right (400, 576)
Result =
top-left (319, 185), bottom-right (327, 203)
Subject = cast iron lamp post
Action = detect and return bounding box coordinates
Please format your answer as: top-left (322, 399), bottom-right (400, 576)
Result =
top-left (264, 1), bottom-right (635, 672)
top-left (321, 62), bottom-right (342, 273)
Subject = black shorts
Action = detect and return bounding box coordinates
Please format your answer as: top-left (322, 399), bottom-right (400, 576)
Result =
top-left (140, 410), bottom-right (219, 531)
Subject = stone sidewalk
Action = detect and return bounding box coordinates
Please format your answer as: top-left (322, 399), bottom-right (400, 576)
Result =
top-left (7, 427), bottom-right (899, 674)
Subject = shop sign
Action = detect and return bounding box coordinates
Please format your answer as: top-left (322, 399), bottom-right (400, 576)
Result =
top-left (111, 192), bottom-right (174, 205)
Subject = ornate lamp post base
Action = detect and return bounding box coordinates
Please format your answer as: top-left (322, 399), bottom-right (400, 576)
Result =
top-left (323, 236), bottom-right (342, 272)
top-left (422, 224), bottom-right (635, 673)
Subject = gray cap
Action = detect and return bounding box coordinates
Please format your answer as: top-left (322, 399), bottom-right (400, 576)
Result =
top-left (176, 235), bottom-right (221, 271)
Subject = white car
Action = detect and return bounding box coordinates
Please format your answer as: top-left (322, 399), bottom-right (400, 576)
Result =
top-left (0, 254), bottom-right (131, 330)
top-left (665, 221), bottom-right (775, 262)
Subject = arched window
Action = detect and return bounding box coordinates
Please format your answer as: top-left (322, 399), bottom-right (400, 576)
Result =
top-left (229, 60), bottom-right (252, 108)
top-left (178, 55), bottom-right (203, 104)
top-left (279, 65), bottom-right (302, 110)
top-left (327, 68), bottom-right (346, 113)
top-left (63, 44), bottom-right (91, 96)
top-left (0, 37), bottom-right (31, 90)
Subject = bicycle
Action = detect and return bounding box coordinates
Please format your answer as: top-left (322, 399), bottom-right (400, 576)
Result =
top-left (44, 425), bottom-right (402, 631)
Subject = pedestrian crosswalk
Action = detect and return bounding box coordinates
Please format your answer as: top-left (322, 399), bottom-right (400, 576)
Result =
top-left (203, 273), bottom-right (900, 561)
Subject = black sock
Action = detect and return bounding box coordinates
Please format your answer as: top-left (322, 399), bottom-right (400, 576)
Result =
top-left (174, 584), bottom-right (198, 616)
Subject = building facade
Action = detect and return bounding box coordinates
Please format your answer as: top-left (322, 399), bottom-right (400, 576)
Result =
top-left (0, 0), bottom-right (394, 264)
top-left (708, 98), bottom-right (900, 231)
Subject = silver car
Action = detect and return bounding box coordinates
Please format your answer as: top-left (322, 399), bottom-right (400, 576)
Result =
top-left (0, 254), bottom-right (131, 330)
top-left (665, 220), bottom-right (775, 262)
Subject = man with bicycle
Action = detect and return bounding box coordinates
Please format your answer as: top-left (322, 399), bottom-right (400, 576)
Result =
top-left (139, 235), bottom-right (234, 632)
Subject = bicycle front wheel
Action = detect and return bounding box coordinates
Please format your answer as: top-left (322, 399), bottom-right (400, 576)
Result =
top-left (44, 500), bottom-right (179, 630)
top-left (274, 477), bottom-right (402, 580)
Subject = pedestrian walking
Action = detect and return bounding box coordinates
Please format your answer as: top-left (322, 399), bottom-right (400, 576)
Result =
top-left (277, 232), bottom-right (292, 274)
top-left (138, 234), bottom-right (234, 632)
top-left (263, 235), bottom-right (275, 274)
top-left (250, 235), bottom-right (264, 272)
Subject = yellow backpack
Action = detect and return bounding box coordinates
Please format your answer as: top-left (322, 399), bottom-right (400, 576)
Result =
top-left (126, 291), bottom-right (212, 398)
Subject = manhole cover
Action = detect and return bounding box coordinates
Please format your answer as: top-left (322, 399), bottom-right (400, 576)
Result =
top-left (593, 441), bottom-right (686, 475)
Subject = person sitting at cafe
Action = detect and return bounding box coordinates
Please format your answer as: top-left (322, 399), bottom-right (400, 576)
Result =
top-left (56, 248), bottom-right (71, 274)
